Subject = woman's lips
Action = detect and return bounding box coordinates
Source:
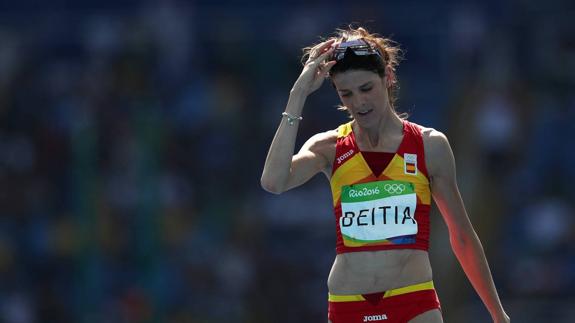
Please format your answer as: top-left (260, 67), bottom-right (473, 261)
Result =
top-left (357, 108), bottom-right (373, 116)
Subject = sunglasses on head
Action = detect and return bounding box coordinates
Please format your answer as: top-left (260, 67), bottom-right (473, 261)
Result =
top-left (332, 39), bottom-right (382, 61)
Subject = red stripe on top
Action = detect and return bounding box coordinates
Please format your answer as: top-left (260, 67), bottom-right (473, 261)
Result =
top-left (331, 132), bottom-right (359, 176)
top-left (397, 121), bottom-right (428, 178)
top-left (362, 151), bottom-right (395, 177)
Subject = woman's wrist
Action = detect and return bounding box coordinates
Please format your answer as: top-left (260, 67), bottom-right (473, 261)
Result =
top-left (290, 85), bottom-right (309, 98)
top-left (285, 89), bottom-right (307, 116)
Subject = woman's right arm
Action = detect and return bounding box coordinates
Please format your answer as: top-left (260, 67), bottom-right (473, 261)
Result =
top-left (260, 91), bottom-right (333, 194)
top-left (260, 40), bottom-right (337, 194)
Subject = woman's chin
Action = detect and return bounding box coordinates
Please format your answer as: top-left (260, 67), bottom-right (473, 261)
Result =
top-left (354, 113), bottom-right (379, 128)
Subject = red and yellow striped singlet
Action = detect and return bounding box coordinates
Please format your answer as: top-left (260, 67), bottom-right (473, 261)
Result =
top-left (330, 120), bottom-right (432, 254)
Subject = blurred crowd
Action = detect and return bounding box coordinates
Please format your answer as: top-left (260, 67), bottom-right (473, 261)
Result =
top-left (0, 0), bottom-right (574, 322)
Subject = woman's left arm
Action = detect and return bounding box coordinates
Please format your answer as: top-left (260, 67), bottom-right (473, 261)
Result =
top-left (424, 129), bottom-right (510, 323)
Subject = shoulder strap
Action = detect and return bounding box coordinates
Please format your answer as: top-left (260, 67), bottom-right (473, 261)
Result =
top-left (332, 122), bottom-right (360, 175)
top-left (336, 122), bottom-right (353, 138)
top-left (398, 120), bottom-right (429, 178)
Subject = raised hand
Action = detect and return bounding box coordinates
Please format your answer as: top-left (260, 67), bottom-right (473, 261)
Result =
top-left (292, 39), bottom-right (337, 96)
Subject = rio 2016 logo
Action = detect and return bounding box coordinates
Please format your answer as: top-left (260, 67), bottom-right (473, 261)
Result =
top-left (348, 186), bottom-right (380, 198)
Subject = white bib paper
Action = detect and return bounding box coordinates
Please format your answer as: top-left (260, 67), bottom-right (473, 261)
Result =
top-left (340, 181), bottom-right (417, 245)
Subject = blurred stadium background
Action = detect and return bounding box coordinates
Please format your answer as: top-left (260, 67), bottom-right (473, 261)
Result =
top-left (0, 0), bottom-right (574, 322)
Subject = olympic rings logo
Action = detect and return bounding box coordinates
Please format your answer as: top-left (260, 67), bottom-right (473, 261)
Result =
top-left (383, 183), bottom-right (405, 194)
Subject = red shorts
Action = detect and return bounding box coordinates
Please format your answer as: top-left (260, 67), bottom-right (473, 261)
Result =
top-left (328, 281), bottom-right (441, 323)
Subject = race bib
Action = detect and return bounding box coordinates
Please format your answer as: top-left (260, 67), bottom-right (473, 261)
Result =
top-left (340, 180), bottom-right (417, 246)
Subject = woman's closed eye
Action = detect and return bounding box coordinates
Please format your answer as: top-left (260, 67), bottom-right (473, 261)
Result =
top-left (339, 86), bottom-right (371, 97)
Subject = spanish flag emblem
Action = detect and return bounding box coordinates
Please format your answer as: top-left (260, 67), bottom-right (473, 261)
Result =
top-left (404, 153), bottom-right (417, 175)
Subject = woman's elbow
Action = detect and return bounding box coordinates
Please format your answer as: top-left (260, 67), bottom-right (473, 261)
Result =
top-left (449, 227), bottom-right (479, 250)
top-left (260, 177), bottom-right (284, 195)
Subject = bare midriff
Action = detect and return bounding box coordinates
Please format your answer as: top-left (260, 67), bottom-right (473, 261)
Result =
top-left (327, 249), bottom-right (432, 295)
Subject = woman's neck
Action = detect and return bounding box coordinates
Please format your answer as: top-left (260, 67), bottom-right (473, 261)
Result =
top-left (356, 112), bottom-right (403, 149)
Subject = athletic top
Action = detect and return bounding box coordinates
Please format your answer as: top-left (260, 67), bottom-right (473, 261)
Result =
top-left (329, 120), bottom-right (431, 254)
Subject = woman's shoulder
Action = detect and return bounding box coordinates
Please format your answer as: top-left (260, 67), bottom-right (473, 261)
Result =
top-left (415, 124), bottom-right (453, 177)
top-left (301, 129), bottom-right (338, 176)
top-left (304, 128), bottom-right (338, 151)
top-left (404, 120), bottom-right (448, 147)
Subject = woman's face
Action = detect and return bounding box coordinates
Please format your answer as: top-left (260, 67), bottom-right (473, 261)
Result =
top-left (331, 69), bottom-right (389, 128)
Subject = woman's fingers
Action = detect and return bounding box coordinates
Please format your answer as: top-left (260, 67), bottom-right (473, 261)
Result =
top-left (316, 46), bottom-right (335, 63)
top-left (319, 60), bottom-right (337, 78)
top-left (308, 46), bottom-right (335, 70)
top-left (315, 39), bottom-right (335, 54)
top-left (308, 39), bottom-right (335, 62)
top-left (324, 60), bottom-right (337, 74)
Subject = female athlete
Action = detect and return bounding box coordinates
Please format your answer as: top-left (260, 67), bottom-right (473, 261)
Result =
top-left (261, 26), bottom-right (510, 323)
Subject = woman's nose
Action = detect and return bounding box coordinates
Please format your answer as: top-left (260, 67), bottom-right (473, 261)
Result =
top-left (351, 94), bottom-right (366, 108)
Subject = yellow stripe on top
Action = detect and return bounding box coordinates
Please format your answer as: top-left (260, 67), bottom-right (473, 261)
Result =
top-left (382, 155), bottom-right (431, 205)
top-left (328, 281), bottom-right (435, 302)
top-left (337, 122), bottom-right (353, 138)
top-left (330, 153), bottom-right (372, 206)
